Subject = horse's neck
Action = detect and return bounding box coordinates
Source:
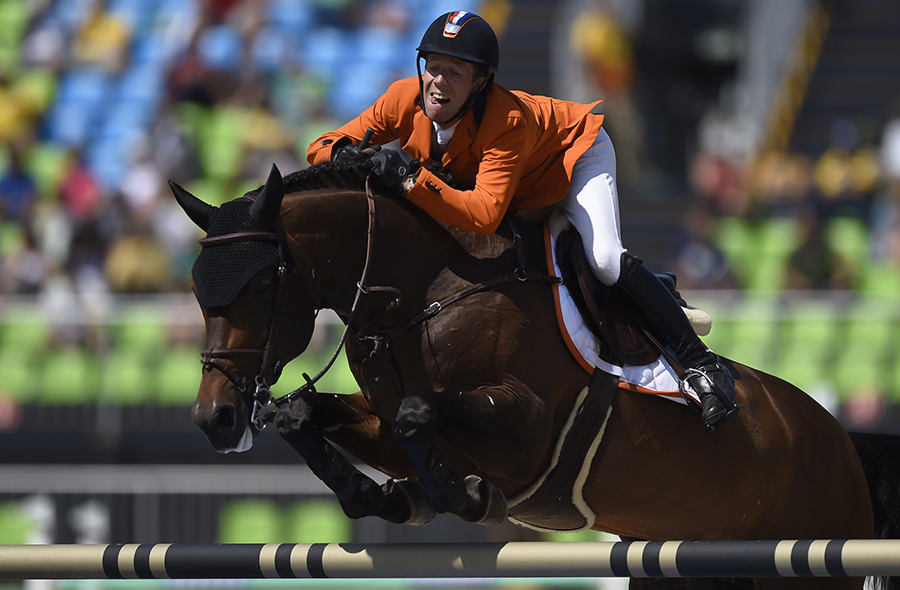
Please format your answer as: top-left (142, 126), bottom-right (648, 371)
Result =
top-left (281, 190), bottom-right (515, 317)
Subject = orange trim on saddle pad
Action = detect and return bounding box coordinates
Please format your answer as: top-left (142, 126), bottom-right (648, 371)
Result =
top-left (544, 225), bottom-right (594, 375)
top-left (543, 223), bottom-right (685, 400)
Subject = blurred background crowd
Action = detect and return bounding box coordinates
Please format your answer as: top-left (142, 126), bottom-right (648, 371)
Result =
top-left (2, 0), bottom-right (900, 554)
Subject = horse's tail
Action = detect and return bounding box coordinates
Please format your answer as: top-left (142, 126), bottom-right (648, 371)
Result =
top-left (849, 431), bottom-right (900, 590)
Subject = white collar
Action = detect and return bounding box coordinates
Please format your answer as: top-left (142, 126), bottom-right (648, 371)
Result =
top-left (433, 120), bottom-right (461, 147)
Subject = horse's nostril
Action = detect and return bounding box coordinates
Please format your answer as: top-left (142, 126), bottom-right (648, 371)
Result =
top-left (212, 404), bottom-right (237, 434)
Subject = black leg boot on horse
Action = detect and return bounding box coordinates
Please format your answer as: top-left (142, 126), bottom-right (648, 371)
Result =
top-left (274, 390), bottom-right (436, 526)
top-left (615, 252), bottom-right (739, 430)
top-left (393, 393), bottom-right (508, 526)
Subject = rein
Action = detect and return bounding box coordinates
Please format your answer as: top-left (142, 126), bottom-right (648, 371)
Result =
top-left (202, 173), bottom-right (563, 430)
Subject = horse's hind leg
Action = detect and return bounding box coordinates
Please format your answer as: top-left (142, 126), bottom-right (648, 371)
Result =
top-left (393, 393), bottom-right (508, 526)
top-left (275, 390), bottom-right (435, 526)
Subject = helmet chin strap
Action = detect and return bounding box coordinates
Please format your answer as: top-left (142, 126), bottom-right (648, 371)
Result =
top-left (417, 55), bottom-right (494, 126)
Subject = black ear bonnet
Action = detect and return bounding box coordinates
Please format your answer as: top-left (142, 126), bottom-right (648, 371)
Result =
top-left (192, 196), bottom-right (280, 308)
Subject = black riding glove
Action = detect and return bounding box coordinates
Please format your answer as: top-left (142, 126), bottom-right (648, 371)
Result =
top-left (332, 139), bottom-right (380, 165)
top-left (369, 149), bottom-right (420, 198)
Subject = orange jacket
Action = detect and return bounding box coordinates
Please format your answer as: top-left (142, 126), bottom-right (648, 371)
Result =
top-left (307, 77), bottom-right (604, 234)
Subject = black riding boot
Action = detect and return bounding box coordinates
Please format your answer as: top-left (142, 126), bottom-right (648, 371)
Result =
top-left (615, 252), bottom-right (739, 430)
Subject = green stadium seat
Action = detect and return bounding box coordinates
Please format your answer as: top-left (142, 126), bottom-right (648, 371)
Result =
top-left (114, 306), bottom-right (168, 358)
top-left (0, 310), bottom-right (49, 358)
top-left (0, 501), bottom-right (35, 545)
top-left (314, 350), bottom-right (359, 394)
top-left (714, 216), bottom-right (755, 289)
top-left (270, 355), bottom-right (320, 397)
top-left (218, 499), bottom-right (282, 543)
top-left (746, 217), bottom-right (798, 292)
top-left (40, 348), bottom-right (99, 405)
top-left (713, 295), bottom-right (780, 372)
top-left (25, 142), bottom-right (70, 200)
top-left (832, 300), bottom-right (895, 399)
top-left (195, 105), bottom-right (245, 182)
top-left (826, 216), bottom-right (870, 278)
top-left (0, 346), bottom-right (41, 402)
top-left (774, 300), bottom-right (840, 392)
top-left (98, 348), bottom-right (156, 405)
top-left (286, 499), bottom-right (352, 543)
top-left (155, 347), bottom-right (201, 406)
top-left (858, 262), bottom-right (900, 295)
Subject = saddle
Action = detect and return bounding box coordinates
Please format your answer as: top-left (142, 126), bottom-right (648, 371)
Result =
top-left (553, 228), bottom-right (680, 367)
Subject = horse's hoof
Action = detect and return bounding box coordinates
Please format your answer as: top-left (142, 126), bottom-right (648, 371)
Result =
top-left (339, 474), bottom-right (386, 520)
top-left (463, 475), bottom-right (508, 527)
top-left (381, 478), bottom-right (437, 526)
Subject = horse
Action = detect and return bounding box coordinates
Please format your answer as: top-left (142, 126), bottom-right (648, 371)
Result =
top-left (170, 162), bottom-right (900, 590)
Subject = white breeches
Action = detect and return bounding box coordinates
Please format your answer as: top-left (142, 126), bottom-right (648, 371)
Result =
top-left (558, 128), bottom-right (625, 286)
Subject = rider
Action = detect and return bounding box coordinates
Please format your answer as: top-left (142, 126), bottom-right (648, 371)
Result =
top-left (307, 11), bottom-right (738, 430)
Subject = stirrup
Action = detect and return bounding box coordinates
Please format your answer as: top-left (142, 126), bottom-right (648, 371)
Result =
top-left (679, 363), bottom-right (739, 431)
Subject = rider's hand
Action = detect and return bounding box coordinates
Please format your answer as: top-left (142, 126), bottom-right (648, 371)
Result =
top-left (332, 139), bottom-right (380, 165)
top-left (369, 150), bottom-right (420, 198)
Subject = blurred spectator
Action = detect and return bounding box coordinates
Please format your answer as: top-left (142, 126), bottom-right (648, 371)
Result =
top-left (0, 71), bottom-right (36, 145)
top-left (120, 143), bottom-right (164, 220)
top-left (19, 6), bottom-right (68, 71)
top-left (313, 0), bottom-right (367, 29)
top-left (783, 202), bottom-right (855, 290)
top-left (166, 37), bottom-right (219, 106)
top-left (104, 220), bottom-right (171, 293)
top-left (0, 226), bottom-right (48, 295)
top-left (0, 146), bottom-right (38, 224)
top-left (812, 119), bottom-right (881, 215)
top-left (58, 150), bottom-right (104, 222)
top-left (689, 148), bottom-right (747, 216)
top-left (672, 203), bottom-right (738, 290)
top-left (569, 5), bottom-right (642, 187)
top-left (871, 98), bottom-right (900, 267)
top-left (747, 150), bottom-right (812, 211)
top-left (72, 1), bottom-right (131, 72)
top-left (148, 98), bottom-right (203, 180)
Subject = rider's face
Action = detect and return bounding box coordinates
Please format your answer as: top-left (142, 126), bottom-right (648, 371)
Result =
top-left (421, 54), bottom-right (485, 127)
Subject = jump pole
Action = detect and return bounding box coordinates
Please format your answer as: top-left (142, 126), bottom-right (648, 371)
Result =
top-left (2, 540), bottom-right (900, 580)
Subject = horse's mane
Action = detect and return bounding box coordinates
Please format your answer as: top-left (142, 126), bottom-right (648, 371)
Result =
top-left (247, 160), bottom-right (372, 197)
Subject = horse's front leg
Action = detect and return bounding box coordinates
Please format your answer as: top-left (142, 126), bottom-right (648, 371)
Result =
top-left (275, 390), bottom-right (435, 526)
top-left (393, 392), bottom-right (508, 526)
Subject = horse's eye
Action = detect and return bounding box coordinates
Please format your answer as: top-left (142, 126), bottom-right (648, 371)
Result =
top-left (256, 279), bottom-right (272, 293)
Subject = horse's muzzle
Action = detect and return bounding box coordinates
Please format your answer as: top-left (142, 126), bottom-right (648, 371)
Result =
top-left (192, 396), bottom-right (255, 453)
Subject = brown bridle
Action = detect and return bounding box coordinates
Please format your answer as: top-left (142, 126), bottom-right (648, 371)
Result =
top-left (197, 171), bottom-right (562, 432)
top-left (196, 178), bottom-right (380, 431)
top-left (196, 228), bottom-right (294, 430)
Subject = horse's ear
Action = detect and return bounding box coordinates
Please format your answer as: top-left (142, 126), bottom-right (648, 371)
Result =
top-left (250, 164), bottom-right (285, 227)
top-left (169, 180), bottom-right (215, 231)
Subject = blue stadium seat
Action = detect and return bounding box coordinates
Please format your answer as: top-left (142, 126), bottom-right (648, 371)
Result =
top-left (197, 24), bottom-right (243, 71)
top-left (86, 136), bottom-right (134, 190)
top-left (106, 0), bottom-right (157, 34)
top-left (56, 67), bottom-right (113, 110)
top-left (328, 63), bottom-right (394, 120)
top-left (267, 0), bottom-right (312, 34)
top-left (301, 27), bottom-right (351, 81)
top-left (250, 26), bottom-right (302, 72)
top-left (43, 100), bottom-right (98, 147)
top-left (355, 27), bottom-right (406, 71)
